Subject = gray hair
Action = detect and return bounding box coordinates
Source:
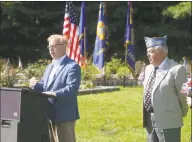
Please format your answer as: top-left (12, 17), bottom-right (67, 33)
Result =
top-left (154, 46), bottom-right (168, 54)
top-left (47, 34), bottom-right (68, 47)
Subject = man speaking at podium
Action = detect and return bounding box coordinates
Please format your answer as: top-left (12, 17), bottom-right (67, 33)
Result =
top-left (30, 34), bottom-right (81, 142)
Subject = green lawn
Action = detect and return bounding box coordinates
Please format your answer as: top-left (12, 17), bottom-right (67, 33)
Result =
top-left (76, 87), bottom-right (191, 142)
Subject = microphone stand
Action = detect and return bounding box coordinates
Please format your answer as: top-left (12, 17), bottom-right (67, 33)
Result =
top-left (2, 67), bottom-right (26, 87)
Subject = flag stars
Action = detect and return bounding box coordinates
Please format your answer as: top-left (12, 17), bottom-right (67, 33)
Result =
top-left (66, 2), bottom-right (78, 25)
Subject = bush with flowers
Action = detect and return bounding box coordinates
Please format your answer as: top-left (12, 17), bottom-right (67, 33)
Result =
top-left (0, 58), bottom-right (20, 87)
top-left (181, 73), bottom-right (192, 108)
top-left (181, 75), bottom-right (192, 97)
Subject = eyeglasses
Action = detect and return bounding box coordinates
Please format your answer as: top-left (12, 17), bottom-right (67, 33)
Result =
top-left (47, 44), bottom-right (64, 49)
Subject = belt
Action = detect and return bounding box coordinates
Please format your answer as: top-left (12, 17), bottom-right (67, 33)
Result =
top-left (146, 108), bottom-right (154, 113)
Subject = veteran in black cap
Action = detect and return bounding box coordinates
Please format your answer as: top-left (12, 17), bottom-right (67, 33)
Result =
top-left (142, 35), bottom-right (188, 142)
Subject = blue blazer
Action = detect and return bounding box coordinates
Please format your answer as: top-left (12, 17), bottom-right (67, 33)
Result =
top-left (34, 56), bottom-right (81, 122)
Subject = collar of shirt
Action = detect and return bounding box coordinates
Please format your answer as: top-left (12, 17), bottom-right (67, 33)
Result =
top-left (52, 55), bottom-right (66, 67)
top-left (157, 57), bottom-right (167, 71)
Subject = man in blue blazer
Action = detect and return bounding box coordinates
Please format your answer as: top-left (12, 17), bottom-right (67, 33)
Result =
top-left (30, 34), bottom-right (81, 142)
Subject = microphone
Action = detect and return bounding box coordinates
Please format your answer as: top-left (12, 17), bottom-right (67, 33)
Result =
top-left (1, 63), bottom-right (33, 88)
top-left (1, 67), bottom-right (25, 87)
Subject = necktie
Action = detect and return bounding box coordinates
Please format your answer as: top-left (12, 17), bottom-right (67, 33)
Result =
top-left (144, 67), bottom-right (158, 112)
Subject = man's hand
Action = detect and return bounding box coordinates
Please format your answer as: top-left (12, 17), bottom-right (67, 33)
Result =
top-left (42, 91), bottom-right (56, 97)
top-left (29, 77), bottom-right (38, 88)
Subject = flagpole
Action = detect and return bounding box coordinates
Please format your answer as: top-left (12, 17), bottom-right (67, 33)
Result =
top-left (131, 2), bottom-right (135, 78)
top-left (84, 27), bottom-right (87, 66)
top-left (104, 1), bottom-right (107, 86)
top-left (104, 50), bottom-right (106, 86)
top-left (131, 2), bottom-right (135, 79)
top-left (132, 27), bottom-right (135, 79)
top-left (124, 43), bottom-right (128, 87)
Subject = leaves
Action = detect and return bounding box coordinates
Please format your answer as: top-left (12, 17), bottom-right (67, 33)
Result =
top-left (163, 2), bottom-right (192, 19)
top-left (0, 1), bottom-right (192, 62)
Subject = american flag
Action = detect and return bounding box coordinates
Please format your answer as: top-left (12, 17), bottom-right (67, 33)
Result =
top-left (63, 2), bottom-right (81, 65)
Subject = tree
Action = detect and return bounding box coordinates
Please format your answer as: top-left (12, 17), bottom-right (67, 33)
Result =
top-left (0, 2), bottom-right (191, 64)
top-left (163, 2), bottom-right (191, 19)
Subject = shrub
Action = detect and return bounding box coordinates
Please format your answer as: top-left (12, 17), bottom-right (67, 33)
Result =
top-left (23, 59), bottom-right (51, 79)
top-left (81, 58), bottom-right (100, 80)
top-left (117, 66), bottom-right (132, 79)
top-left (105, 56), bottom-right (124, 75)
top-left (0, 58), bottom-right (21, 87)
top-left (80, 80), bottom-right (96, 89)
top-left (135, 61), bottom-right (146, 78)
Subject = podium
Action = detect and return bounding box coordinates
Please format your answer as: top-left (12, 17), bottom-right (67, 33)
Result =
top-left (0, 87), bottom-right (51, 142)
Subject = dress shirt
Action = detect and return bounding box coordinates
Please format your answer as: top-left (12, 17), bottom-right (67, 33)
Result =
top-left (155, 57), bottom-right (167, 83)
top-left (47, 55), bottom-right (66, 87)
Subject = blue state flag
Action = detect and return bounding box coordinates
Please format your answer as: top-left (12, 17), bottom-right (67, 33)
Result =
top-left (93, 2), bottom-right (108, 70)
top-left (79, 1), bottom-right (87, 67)
top-left (125, 1), bottom-right (135, 75)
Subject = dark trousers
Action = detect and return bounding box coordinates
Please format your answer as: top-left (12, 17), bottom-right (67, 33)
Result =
top-left (146, 112), bottom-right (181, 142)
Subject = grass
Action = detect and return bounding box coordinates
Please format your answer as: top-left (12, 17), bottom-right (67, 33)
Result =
top-left (76, 87), bottom-right (191, 142)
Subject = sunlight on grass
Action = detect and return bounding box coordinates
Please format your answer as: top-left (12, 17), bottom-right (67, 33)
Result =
top-left (76, 87), bottom-right (191, 142)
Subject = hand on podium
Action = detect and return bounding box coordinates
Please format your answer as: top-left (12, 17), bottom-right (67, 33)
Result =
top-left (42, 91), bottom-right (56, 97)
top-left (29, 76), bottom-right (38, 88)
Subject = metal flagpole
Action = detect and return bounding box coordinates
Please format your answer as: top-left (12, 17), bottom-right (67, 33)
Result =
top-left (84, 27), bottom-right (87, 67)
top-left (124, 43), bottom-right (128, 87)
top-left (104, 1), bottom-right (107, 86)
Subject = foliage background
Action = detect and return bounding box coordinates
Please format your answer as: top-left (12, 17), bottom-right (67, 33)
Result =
top-left (0, 2), bottom-right (192, 65)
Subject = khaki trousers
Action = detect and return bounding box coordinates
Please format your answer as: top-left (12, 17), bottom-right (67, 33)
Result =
top-left (48, 120), bottom-right (76, 142)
